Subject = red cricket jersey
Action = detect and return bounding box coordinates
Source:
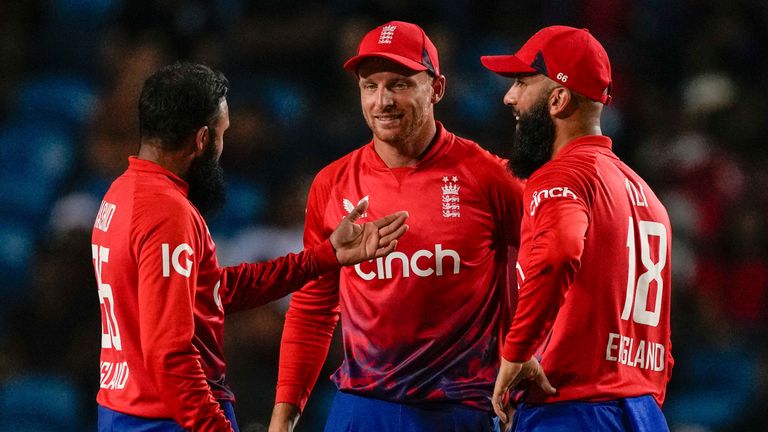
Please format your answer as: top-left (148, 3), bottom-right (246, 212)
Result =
top-left (92, 157), bottom-right (339, 430)
top-left (276, 123), bottom-right (525, 411)
top-left (503, 136), bottom-right (674, 406)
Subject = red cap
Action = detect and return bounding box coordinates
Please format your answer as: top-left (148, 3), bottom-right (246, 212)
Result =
top-left (343, 21), bottom-right (440, 77)
top-left (481, 26), bottom-right (612, 104)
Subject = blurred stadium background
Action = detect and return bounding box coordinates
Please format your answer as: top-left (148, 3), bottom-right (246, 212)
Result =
top-left (0, 0), bottom-right (767, 431)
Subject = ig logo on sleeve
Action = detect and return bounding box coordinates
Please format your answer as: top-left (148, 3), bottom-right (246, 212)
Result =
top-left (162, 243), bottom-right (194, 277)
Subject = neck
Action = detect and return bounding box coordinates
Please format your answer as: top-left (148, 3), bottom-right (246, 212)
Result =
top-left (373, 121), bottom-right (437, 168)
top-left (552, 123), bottom-right (602, 158)
top-left (553, 99), bottom-right (604, 157)
top-left (138, 140), bottom-right (193, 179)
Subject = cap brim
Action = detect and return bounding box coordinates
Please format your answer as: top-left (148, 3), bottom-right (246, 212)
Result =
top-left (480, 55), bottom-right (536, 77)
top-left (343, 53), bottom-right (428, 73)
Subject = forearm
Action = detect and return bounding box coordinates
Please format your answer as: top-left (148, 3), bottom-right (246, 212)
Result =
top-left (224, 240), bottom-right (340, 313)
top-left (504, 210), bottom-right (587, 361)
top-left (276, 311), bottom-right (338, 409)
top-left (276, 279), bottom-right (340, 410)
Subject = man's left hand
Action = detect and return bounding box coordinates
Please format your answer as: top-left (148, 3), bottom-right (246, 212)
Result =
top-left (492, 356), bottom-right (556, 431)
top-left (330, 198), bottom-right (409, 266)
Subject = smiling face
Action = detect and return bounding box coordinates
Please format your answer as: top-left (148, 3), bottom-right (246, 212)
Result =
top-left (357, 58), bottom-right (442, 150)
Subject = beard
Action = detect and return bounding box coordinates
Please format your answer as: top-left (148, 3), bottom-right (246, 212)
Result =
top-left (508, 94), bottom-right (556, 179)
top-left (187, 140), bottom-right (226, 217)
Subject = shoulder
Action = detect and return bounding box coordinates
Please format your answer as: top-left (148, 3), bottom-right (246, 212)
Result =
top-left (133, 185), bottom-right (201, 237)
top-left (450, 134), bottom-right (523, 190)
top-left (306, 147), bottom-right (366, 213)
top-left (312, 147), bottom-right (361, 188)
top-left (524, 156), bottom-right (596, 218)
top-left (448, 133), bottom-right (508, 171)
top-left (530, 146), bottom-right (600, 188)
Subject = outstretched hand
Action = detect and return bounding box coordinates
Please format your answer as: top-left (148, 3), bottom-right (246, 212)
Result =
top-left (492, 356), bottom-right (556, 431)
top-left (330, 198), bottom-right (409, 266)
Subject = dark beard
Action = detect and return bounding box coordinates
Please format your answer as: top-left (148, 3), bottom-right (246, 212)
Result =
top-left (187, 142), bottom-right (226, 217)
top-left (508, 95), bottom-right (555, 179)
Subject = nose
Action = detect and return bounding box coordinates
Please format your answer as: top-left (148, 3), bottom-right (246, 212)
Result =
top-left (376, 86), bottom-right (394, 108)
top-left (503, 85), bottom-right (518, 107)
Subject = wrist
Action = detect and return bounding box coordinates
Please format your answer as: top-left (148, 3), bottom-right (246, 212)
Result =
top-left (271, 402), bottom-right (300, 424)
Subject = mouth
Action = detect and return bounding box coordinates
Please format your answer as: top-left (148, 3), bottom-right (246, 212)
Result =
top-left (374, 113), bottom-right (404, 124)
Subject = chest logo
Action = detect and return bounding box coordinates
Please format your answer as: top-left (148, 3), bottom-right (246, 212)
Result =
top-left (442, 176), bottom-right (461, 218)
top-left (343, 195), bottom-right (369, 218)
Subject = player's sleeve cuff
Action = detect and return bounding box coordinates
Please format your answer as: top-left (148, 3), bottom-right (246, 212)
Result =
top-left (501, 342), bottom-right (537, 363)
top-left (312, 240), bottom-right (341, 275)
top-left (275, 384), bottom-right (309, 412)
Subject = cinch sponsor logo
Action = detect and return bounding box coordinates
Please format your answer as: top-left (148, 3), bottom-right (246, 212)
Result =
top-left (529, 187), bottom-right (578, 216)
top-left (354, 243), bottom-right (460, 280)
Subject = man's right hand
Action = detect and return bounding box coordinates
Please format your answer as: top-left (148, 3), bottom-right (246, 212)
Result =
top-left (268, 403), bottom-right (301, 432)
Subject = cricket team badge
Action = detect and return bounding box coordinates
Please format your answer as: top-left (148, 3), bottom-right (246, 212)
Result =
top-left (378, 24), bottom-right (397, 44)
top-left (441, 176), bottom-right (460, 218)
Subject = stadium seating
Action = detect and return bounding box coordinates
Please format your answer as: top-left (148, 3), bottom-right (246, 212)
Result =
top-left (0, 373), bottom-right (84, 432)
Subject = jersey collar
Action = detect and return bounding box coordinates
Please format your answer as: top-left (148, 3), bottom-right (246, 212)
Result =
top-left (364, 121), bottom-right (451, 171)
top-left (554, 135), bottom-right (613, 160)
top-left (127, 156), bottom-right (190, 196)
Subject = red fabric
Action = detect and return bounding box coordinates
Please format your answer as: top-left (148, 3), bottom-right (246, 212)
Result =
top-left (502, 136), bottom-right (674, 406)
top-left (481, 26), bottom-right (612, 104)
top-left (276, 123), bottom-right (524, 411)
top-left (343, 21), bottom-right (440, 76)
top-left (93, 157), bottom-right (338, 430)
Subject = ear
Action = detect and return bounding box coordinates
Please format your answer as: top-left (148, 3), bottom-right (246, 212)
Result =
top-left (192, 126), bottom-right (209, 156)
top-left (548, 87), bottom-right (574, 118)
top-left (431, 75), bottom-right (447, 104)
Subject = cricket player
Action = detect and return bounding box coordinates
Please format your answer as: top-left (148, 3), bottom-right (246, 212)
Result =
top-left (269, 21), bottom-right (525, 432)
top-left (481, 26), bottom-right (673, 431)
top-left (92, 62), bottom-right (408, 431)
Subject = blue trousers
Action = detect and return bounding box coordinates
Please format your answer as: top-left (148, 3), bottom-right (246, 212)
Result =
top-left (513, 395), bottom-right (669, 432)
top-left (97, 400), bottom-right (239, 431)
top-left (324, 391), bottom-right (500, 432)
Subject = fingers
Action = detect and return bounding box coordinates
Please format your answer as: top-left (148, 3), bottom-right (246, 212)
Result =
top-left (492, 391), bottom-right (508, 423)
top-left (372, 210), bottom-right (409, 229)
top-left (345, 198), bottom-right (369, 224)
top-left (535, 368), bottom-right (557, 395)
top-left (500, 410), bottom-right (514, 432)
top-left (492, 373), bottom-right (511, 423)
top-left (377, 212), bottom-right (408, 237)
top-left (378, 224), bottom-right (409, 247)
top-left (372, 240), bottom-right (398, 259)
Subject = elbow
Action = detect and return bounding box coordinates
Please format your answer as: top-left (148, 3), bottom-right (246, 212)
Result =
top-left (532, 229), bottom-right (585, 273)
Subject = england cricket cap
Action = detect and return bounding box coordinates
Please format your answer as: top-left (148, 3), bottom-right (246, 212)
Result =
top-left (343, 21), bottom-right (440, 77)
top-left (481, 26), bottom-right (612, 104)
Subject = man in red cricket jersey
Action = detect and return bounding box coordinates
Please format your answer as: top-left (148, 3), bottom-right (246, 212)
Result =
top-left (269, 21), bottom-right (525, 432)
top-left (481, 26), bottom-right (673, 431)
top-left (91, 62), bottom-right (408, 431)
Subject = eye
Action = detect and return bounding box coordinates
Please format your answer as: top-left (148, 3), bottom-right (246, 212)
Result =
top-left (392, 81), bottom-right (409, 90)
top-left (362, 82), bottom-right (377, 91)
